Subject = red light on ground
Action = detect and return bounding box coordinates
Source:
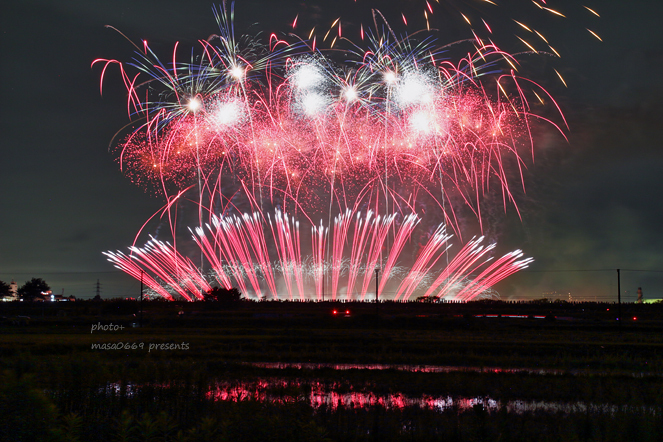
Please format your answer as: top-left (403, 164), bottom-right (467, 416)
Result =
top-left (333, 310), bottom-right (337, 315)
top-left (633, 317), bottom-right (637, 321)
top-left (345, 310), bottom-right (350, 314)
top-left (606, 309), bottom-right (609, 311)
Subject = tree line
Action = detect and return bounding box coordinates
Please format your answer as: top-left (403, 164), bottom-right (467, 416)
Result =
top-left (0, 279), bottom-right (242, 302)
top-left (0, 278), bottom-right (50, 301)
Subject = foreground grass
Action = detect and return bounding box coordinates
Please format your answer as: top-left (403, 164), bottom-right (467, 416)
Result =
top-left (2, 301), bottom-right (663, 441)
top-left (2, 317), bottom-right (662, 372)
top-left (3, 369), bottom-right (663, 442)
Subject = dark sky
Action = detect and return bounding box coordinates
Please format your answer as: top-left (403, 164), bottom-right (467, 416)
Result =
top-left (1, 0), bottom-right (661, 300)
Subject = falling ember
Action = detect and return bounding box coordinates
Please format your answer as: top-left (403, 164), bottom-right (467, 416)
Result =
top-left (542, 7), bottom-right (565, 18)
top-left (513, 20), bottom-right (532, 33)
top-left (482, 19), bottom-right (492, 34)
top-left (516, 36), bottom-right (537, 53)
top-left (586, 29), bottom-right (602, 41)
top-left (554, 69), bottom-right (568, 87)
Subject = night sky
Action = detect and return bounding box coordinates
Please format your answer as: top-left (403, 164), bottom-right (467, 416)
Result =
top-left (1, 0), bottom-right (662, 300)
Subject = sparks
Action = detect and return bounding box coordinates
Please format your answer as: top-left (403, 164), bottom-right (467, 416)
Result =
top-left (94, 1), bottom-right (583, 302)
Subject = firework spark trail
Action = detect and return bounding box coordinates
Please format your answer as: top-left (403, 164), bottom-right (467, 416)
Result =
top-left (114, 210), bottom-right (531, 301)
top-left (104, 250), bottom-right (175, 300)
top-left (345, 211), bottom-right (374, 300)
top-left (331, 210), bottom-right (352, 301)
top-left (205, 215), bottom-right (252, 297)
top-left (311, 220), bottom-right (327, 300)
top-left (395, 224), bottom-right (452, 301)
top-left (96, 2), bottom-right (590, 301)
top-left (190, 226), bottom-right (234, 290)
top-left (237, 212), bottom-right (279, 298)
top-left (95, 13), bottom-right (567, 231)
top-left (135, 240), bottom-right (203, 298)
top-left (269, 210), bottom-right (304, 300)
top-left (456, 250), bottom-right (533, 301)
top-left (268, 213), bottom-right (293, 300)
top-left (105, 237), bottom-right (212, 301)
top-left (94, 0), bottom-right (587, 218)
top-left (283, 211), bottom-right (305, 300)
top-left (128, 242), bottom-right (193, 299)
top-left (422, 236), bottom-right (497, 300)
top-left (376, 214), bottom-right (420, 297)
top-left (199, 211), bottom-right (276, 298)
top-left (223, 215), bottom-right (267, 299)
top-left (358, 213), bottom-right (395, 301)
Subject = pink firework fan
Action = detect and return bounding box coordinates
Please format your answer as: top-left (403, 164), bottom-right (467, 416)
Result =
top-left (95, 2), bottom-right (580, 301)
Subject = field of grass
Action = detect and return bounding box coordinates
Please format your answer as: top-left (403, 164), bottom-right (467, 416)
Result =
top-left (1, 300), bottom-right (662, 441)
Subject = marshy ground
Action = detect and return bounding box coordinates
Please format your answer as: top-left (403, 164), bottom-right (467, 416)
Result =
top-left (2, 299), bottom-right (662, 441)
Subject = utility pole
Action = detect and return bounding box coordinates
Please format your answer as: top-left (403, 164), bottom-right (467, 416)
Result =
top-left (617, 268), bottom-right (621, 327)
top-left (375, 268), bottom-right (380, 316)
top-left (95, 279), bottom-right (101, 299)
top-left (140, 270), bottom-right (144, 328)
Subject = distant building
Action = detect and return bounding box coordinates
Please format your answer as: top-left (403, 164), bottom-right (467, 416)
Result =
top-left (9, 280), bottom-right (18, 300)
top-left (47, 291), bottom-right (76, 302)
top-left (31, 290), bottom-right (50, 302)
top-left (33, 290), bottom-right (76, 302)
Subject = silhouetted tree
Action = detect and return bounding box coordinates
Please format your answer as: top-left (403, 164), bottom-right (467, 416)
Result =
top-left (204, 286), bottom-right (242, 303)
top-left (18, 278), bottom-right (50, 301)
top-left (0, 280), bottom-right (10, 298)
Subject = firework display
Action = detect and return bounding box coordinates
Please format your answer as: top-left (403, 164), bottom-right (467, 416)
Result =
top-left (96, 1), bottom-right (583, 301)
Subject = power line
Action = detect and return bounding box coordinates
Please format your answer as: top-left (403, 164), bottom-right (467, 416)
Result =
top-left (520, 268), bottom-right (663, 274)
top-left (521, 269), bottom-right (613, 273)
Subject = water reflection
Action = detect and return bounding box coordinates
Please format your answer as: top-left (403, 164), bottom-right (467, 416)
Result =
top-left (205, 379), bottom-right (654, 415)
top-left (248, 362), bottom-right (564, 375)
top-left (102, 379), bottom-right (657, 415)
top-left (247, 361), bottom-right (659, 378)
